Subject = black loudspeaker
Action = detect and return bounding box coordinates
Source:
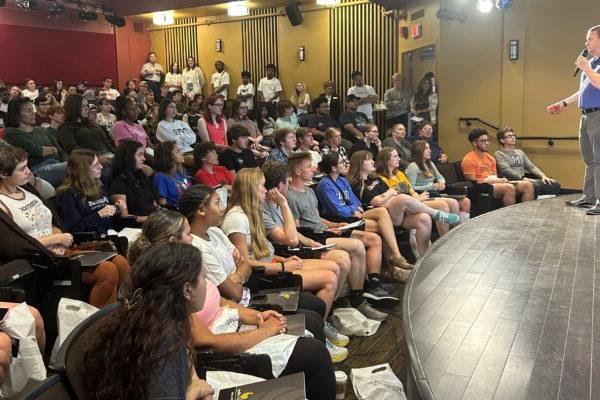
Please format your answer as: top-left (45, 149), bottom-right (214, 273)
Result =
top-left (105, 15), bottom-right (126, 28)
top-left (0, 0), bottom-right (6, 7)
top-left (285, 3), bottom-right (303, 26)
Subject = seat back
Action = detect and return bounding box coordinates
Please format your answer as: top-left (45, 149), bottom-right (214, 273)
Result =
top-left (55, 303), bottom-right (120, 400)
top-left (23, 374), bottom-right (74, 400)
top-left (0, 259), bottom-right (36, 303)
top-left (436, 162), bottom-right (460, 185)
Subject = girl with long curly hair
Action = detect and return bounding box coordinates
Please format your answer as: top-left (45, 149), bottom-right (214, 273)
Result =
top-left (84, 242), bottom-right (214, 400)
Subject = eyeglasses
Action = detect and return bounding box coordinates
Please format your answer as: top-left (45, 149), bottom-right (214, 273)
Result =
top-left (212, 103), bottom-right (224, 107)
top-left (477, 139), bottom-right (490, 143)
top-left (504, 134), bottom-right (517, 139)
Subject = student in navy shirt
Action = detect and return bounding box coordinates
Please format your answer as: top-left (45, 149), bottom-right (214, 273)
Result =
top-left (57, 149), bottom-right (126, 234)
top-left (154, 140), bottom-right (192, 208)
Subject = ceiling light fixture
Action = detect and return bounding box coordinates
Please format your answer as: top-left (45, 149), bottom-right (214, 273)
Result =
top-left (227, 1), bottom-right (249, 17)
top-left (316, 0), bottom-right (341, 5)
top-left (477, 0), bottom-right (493, 13)
top-left (153, 11), bottom-right (174, 25)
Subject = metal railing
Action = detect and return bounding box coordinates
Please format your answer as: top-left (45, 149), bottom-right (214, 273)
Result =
top-left (459, 117), bottom-right (578, 146)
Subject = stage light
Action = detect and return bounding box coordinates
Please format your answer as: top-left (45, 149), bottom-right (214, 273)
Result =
top-left (48, 1), bottom-right (66, 17)
top-left (496, 0), bottom-right (513, 10)
top-left (15, 0), bottom-right (37, 11)
top-left (77, 5), bottom-right (98, 21)
top-left (477, 0), bottom-right (493, 13)
top-left (153, 11), bottom-right (174, 25)
top-left (227, 2), bottom-right (249, 17)
top-left (316, 0), bottom-right (341, 5)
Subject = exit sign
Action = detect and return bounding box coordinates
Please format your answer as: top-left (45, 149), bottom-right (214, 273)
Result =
top-left (411, 24), bottom-right (422, 39)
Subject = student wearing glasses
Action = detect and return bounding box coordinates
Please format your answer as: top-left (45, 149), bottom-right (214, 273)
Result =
top-left (494, 127), bottom-right (561, 197)
top-left (198, 95), bottom-right (228, 151)
top-left (461, 128), bottom-right (534, 206)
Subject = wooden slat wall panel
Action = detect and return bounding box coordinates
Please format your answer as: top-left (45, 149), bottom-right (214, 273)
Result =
top-left (165, 18), bottom-right (198, 71)
top-left (242, 8), bottom-right (278, 84)
top-left (330, 1), bottom-right (399, 112)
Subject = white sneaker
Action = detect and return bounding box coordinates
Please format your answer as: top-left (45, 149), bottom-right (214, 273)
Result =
top-left (356, 301), bottom-right (388, 321)
top-left (326, 339), bottom-right (349, 363)
top-left (324, 321), bottom-right (349, 347)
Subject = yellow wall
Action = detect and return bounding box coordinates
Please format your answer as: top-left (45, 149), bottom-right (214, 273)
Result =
top-left (435, 0), bottom-right (595, 188)
top-left (197, 19), bottom-right (244, 96)
top-left (276, 9), bottom-right (331, 102)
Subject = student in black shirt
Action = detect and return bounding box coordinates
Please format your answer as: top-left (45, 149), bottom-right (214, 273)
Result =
top-left (349, 123), bottom-right (381, 159)
top-left (339, 94), bottom-right (369, 145)
top-left (307, 97), bottom-right (338, 143)
top-left (109, 140), bottom-right (158, 223)
top-left (218, 124), bottom-right (258, 173)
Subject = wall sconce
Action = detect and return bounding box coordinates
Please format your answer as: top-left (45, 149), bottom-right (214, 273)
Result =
top-left (509, 39), bottom-right (519, 60)
top-left (216, 38), bottom-right (223, 52)
top-left (298, 46), bottom-right (306, 61)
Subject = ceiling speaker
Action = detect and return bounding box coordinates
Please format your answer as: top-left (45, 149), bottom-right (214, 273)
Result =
top-left (285, 3), bottom-right (303, 26)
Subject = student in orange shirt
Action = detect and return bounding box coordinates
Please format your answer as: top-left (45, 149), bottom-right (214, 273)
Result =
top-left (461, 128), bottom-right (534, 206)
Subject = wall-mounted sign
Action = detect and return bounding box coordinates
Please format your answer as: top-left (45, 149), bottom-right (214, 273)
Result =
top-left (411, 24), bottom-right (423, 39)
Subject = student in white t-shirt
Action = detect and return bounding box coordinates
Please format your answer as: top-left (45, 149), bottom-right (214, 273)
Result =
top-left (347, 70), bottom-right (378, 121)
top-left (210, 60), bottom-right (230, 99)
top-left (257, 64), bottom-right (283, 120)
top-left (101, 77), bottom-right (121, 101)
top-left (236, 70), bottom-right (255, 115)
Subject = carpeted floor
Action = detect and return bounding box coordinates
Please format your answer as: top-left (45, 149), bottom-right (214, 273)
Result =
top-left (336, 283), bottom-right (407, 399)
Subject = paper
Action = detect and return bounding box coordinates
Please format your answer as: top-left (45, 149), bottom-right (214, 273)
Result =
top-left (117, 227), bottom-right (142, 243)
top-left (410, 116), bottom-right (424, 123)
top-left (288, 243), bottom-right (337, 252)
top-left (337, 220), bottom-right (365, 231)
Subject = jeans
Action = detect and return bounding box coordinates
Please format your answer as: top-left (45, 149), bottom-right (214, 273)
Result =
top-left (579, 110), bottom-right (600, 201)
top-left (31, 159), bottom-right (67, 187)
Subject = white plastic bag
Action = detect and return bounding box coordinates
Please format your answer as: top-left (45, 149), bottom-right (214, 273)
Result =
top-left (351, 363), bottom-right (406, 400)
top-left (49, 298), bottom-right (99, 367)
top-left (206, 370), bottom-right (264, 399)
top-left (246, 334), bottom-right (299, 377)
top-left (0, 303), bottom-right (46, 399)
top-left (333, 307), bottom-right (381, 336)
top-left (209, 306), bottom-right (240, 335)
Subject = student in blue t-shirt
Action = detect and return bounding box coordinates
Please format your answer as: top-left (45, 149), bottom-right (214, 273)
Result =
top-left (154, 140), bottom-right (192, 208)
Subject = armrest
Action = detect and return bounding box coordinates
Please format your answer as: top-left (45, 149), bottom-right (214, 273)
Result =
top-left (194, 350), bottom-right (274, 380)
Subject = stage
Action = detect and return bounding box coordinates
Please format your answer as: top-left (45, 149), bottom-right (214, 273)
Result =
top-left (403, 195), bottom-right (599, 400)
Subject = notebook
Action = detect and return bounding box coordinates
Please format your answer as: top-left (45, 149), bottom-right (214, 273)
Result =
top-left (218, 372), bottom-right (306, 400)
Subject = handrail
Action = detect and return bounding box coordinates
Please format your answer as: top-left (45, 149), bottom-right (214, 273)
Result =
top-left (459, 116), bottom-right (578, 146)
top-left (459, 116), bottom-right (499, 130)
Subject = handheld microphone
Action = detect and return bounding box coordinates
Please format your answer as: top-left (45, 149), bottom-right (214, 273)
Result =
top-left (573, 49), bottom-right (589, 77)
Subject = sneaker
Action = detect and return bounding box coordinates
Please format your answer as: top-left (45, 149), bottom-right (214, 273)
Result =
top-left (565, 197), bottom-right (595, 208)
top-left (326, 339), bottom-right (349, 363)
top-left (363, 286), bottom-right (400, 308)
top-left (324, 321), bottom-right (349, 347)
top-left (433, 210), bottom-right (460, 224)
top-left (379, 282), bottom-right (395, 294)
top-left (586, 205), bottom-right (600, 215)
top-left (356, 300), bottom-right (388, 321)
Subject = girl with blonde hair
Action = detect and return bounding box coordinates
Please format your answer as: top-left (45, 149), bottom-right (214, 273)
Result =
top-left (222, 168), bottom-right (340, 318)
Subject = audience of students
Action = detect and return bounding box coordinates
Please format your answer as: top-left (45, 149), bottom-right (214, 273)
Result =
top-left (156, 98), bottom-right (197, 159)
top-left (320, 127), bottom-right (350, 165)
top-left (376, 147), bottom-right (460, 236)
top-left (275, 100), bottom-right (300, 131)
top-left (0, 145), bottom-right (130, 308)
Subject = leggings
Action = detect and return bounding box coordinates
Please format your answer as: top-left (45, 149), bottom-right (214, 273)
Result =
top-left (281, 337), bottom-right (336, 400)
top-left (298, 293), bottom-right (326, 320)
top-left (298, 309), bottom-right (325, 343)
top-left (81, 255), bottom-right (131, 308)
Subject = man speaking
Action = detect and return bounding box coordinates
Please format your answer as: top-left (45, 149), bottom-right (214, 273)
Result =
top-left (548, 25), bottom-right (600, 214)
